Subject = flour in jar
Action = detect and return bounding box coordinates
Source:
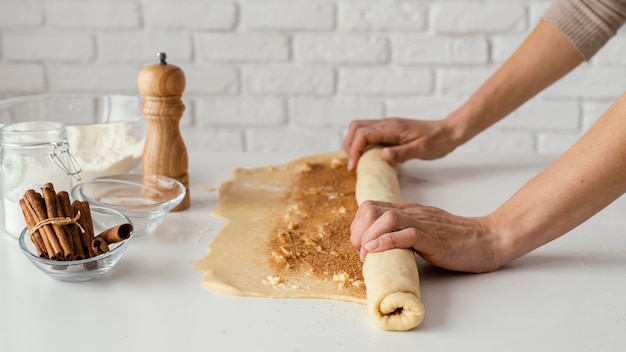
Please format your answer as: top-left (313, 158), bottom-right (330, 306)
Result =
top-left (67, 121), bottom-right (145, 181)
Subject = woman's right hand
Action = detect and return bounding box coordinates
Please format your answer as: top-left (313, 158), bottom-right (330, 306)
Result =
top-left (350, 200), bottom-right (503, 273)
top-left (343, 117), bottom-right (460, 170)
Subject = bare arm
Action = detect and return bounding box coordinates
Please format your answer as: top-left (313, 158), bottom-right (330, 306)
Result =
top-left (344, 20), bottom-right (585, 169)
top-left (446, 20), bottom-right (584, 145)
top-left (491, 92), bottom-right (626, 264)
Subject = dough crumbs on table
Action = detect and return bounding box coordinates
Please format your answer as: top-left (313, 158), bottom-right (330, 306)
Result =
top-left (267, 158), bottom-right (366, 298)
top-left (265, 275), bottom-right (283, 286)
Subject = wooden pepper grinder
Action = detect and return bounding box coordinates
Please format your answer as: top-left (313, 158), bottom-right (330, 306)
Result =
top-left (137, 52), bottom-right (190, 211)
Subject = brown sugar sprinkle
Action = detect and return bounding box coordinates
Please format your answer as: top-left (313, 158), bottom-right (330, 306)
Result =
top-left (267, 156), bottom-right (365, 297)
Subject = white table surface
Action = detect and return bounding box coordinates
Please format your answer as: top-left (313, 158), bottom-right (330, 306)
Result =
top-left (2, 151), bottom-right (625, 352)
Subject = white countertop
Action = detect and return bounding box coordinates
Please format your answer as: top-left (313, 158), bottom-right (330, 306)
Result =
top-left (2, 151), bottom-right (625, 352)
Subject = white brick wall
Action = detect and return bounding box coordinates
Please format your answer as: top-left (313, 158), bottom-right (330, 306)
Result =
top-left (1, 0), bottom-right (625, 155)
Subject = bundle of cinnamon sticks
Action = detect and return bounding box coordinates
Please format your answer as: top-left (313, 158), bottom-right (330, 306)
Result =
top-left (19, 183), bottom-right (132, 261)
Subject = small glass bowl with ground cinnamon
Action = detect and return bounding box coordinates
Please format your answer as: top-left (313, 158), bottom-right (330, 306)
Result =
top-left (71, 173), bottom-right (186, 238)
top-left (18, 206), bottom-right (133, 282)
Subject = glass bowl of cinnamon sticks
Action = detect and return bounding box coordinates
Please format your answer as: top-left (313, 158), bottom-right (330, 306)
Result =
top-left (18, 198), bottom-right (133, 282)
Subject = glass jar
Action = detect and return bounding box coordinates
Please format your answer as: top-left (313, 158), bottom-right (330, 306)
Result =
top-left (0, 121), bottom-right (81, 238)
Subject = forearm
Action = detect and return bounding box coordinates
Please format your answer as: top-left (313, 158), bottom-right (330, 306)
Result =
top-left (444, 20), bottom-right (584, 146)
top-left (490, 92), bottom-right (626, 263)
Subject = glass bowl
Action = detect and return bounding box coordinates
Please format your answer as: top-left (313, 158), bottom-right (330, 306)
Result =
top-left (0, 94), bottom-right (146, 181)
top-left (18, 205), bottom-right (133, 282)
top-left (71, 173), bottom-right (186, 238)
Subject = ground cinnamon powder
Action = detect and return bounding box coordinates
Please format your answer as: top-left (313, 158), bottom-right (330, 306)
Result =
top-left (267, 158), bottom-right (365, 297)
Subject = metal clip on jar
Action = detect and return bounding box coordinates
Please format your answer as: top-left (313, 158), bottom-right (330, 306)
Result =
top-left (0, 121), bottom-right (81, 238)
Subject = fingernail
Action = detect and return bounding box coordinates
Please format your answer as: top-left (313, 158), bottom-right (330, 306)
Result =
top-left (365, 239), bottom-right (381, 252)
top-left (382, 148), bottom-right (395, 162)
top-left (347, 159), bottom-right (354, 171)
top-left (359, 248), bottom-right (366, 261)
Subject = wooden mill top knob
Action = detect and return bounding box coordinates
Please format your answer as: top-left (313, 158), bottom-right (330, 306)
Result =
top-left (137, 52), bottom-right (190, 211)
top-left (137, 52), bottom-right (186, 97)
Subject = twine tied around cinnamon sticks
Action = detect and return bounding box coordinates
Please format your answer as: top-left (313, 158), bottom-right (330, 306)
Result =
top-left (20, 183), bottom-right (133, 261)
top-left (28, 210), bottom-right (85, 237)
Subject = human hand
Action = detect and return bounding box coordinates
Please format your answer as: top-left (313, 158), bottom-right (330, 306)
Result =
top-left (350, 200), bottom-right (503, 273)
top-left (343, 117), bottom-right (459, 170)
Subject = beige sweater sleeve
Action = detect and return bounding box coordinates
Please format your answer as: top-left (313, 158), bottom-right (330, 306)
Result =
top-left (542, 0), bottom-right (626, 60)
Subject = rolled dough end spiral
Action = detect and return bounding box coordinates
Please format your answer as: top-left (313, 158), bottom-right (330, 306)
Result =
top-left (362, 249), bottom-right (425, 331)
top-left (371, 292), bottom-right (425, 331)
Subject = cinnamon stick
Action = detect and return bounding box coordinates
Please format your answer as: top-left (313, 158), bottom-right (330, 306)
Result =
top-left (81, 201), bottom-right (98, 254)
top-left (24, 189), bottom-right (63, 260)
top-left (96, 223), bottom-right (133, 244)
top-left (58, 191), bottom-right (86, 260)
top-left (91, 237), bottom-right (109, 256)
top-left (23, 195), bottom-right (54, 258)
top-left (42, 184), bottom-right (73, 260)
top-left (30, 233), bottom-right (46, 258)
top-left (72, 200), bottom-right (95, 258)
top-left (19, 198), bottom-right (46, 258)
top-left (81, 201), bottom-right (94, 237)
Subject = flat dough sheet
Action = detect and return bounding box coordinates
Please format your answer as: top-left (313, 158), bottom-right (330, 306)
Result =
top-left (192, 152), bottom-right (367, 304)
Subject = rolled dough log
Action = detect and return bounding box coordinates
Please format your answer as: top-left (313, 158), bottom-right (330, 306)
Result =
top-left (356, 148), bottom-right (425, 331)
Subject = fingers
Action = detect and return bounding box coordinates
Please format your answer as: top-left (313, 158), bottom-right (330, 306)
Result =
top-left (345, 128), bottom-right (369, 171)
top-left (356, 208), bottom-right (423, 261)
top-left (363, 228), bottom-right (422, 258)
top-left (343, 120), bottom-right (388, 171)
top-left (351, 201), bottom-right (435, 261)
top-left (345, 117), bottom-right (455, 167)
top-left (350, 201), bottom-right (417, 259)
top-left (358, 207), bottom-right (403, 249)
top-left (344, 118), bottom-right (425, 169)
top-left (350, 200), bottom-right (388, 249)
top-left (382, 142), bottom-right (420, 165)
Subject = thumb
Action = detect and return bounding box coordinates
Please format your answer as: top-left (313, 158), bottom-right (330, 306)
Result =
top-left (382, 145), bottom-right (414, 164)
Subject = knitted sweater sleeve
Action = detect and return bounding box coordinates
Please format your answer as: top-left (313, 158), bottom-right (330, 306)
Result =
top-left (542, 0), bottom-right (626, 60)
